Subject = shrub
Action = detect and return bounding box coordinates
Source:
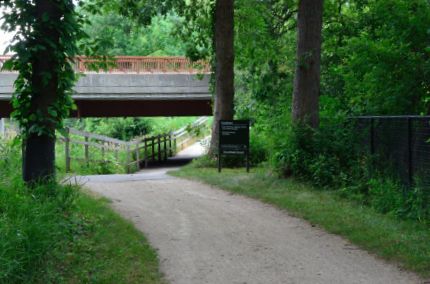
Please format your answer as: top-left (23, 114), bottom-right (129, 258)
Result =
top-left (270, 121), bottom-right (429, 223)
top-left (404, 183), bottom-right (430, 223)
top-left (368, 177), bottom-right (403, 215)
top-left (249, 130), bottom-right (268, 166)
top-left (272, 120), bottom-right (368, 189)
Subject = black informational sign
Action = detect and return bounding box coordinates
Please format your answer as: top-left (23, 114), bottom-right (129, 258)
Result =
top-left (218, 120), bottom-right (250, 172)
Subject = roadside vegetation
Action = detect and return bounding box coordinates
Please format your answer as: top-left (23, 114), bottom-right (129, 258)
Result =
top-left (0, 138), bottom-right (165, 283)
top-left (78, 0), bottom-right (430, 224)
top-left (66, 117), bottom-right (198, 141)
top-left (172, 164), bottom-right (430, 277)
top-left (2, 0), bottom-right (430, 281)
top-left (53, 116), bottom-right (207, 175)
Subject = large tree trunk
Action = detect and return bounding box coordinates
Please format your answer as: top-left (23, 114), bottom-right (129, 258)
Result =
top-left (209, 0), bottom-right (235, 155)
top-left (292, 0), bottom-right (324, 128)
top-left (23, 0), bottom-right (61, 183)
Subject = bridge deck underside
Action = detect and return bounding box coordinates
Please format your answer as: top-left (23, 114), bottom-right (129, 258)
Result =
top-left (0, 73), bottom-right (213, 117)
top-left (0, 99), bottom-right (212, 117)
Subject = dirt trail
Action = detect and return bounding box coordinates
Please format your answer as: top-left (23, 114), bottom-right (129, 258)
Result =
top-left (82, 164), bottom-right (422, 284)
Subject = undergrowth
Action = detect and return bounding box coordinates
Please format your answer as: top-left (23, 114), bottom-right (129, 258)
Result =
top-left (0, 138), bottom-right (164, 283)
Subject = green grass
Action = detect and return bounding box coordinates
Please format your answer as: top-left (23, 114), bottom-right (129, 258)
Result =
top-left (0, 139), bottom-right (165, 283)
top-left (55, 139), bottom-right (128, 175)
top-left (39, 192), bottom-right (166, 284)
top-left (171, 164), bottom-right (430, 277)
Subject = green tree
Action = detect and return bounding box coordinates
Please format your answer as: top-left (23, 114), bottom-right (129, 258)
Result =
top-left (82, 12), bottom-right (187, 56)
top-left (1, 0), bottom-right (84, 183)
top-left (292, 0), bottom-right (324, 128)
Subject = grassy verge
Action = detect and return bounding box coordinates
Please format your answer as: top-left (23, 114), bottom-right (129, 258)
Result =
top-left (0, 139), bottom-right (164, 283)
top-left (171, 164), bottom-right (430, 277)
top-left (40, 192), bottom-right (165, 284)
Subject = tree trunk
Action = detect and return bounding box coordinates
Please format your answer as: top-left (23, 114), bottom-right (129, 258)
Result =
top-left (23, 134), bottom-right (56, 183)
top-left (23, 0), bottom-right (61, 184)
top-left (209, 0), bottom-right (235, 155)
top-left (292, 0), bottom-right (324, 128)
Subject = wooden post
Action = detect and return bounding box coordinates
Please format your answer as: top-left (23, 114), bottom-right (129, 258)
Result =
top-left (126, 144), bottom-right (131, 173)
top-left (144, 138), bottom-right (148, 168)
top-left (158, 135), bottom-right (162, 162)
top-left (84, 136), bottom-right (89, 165)
top-left (163, 135), bottom-right (168, 161)
top-left (135, 141), bottom-right (140, 171)
top-left (169, 133), bottom-right (173, 157)
top-left (151, 137), bottom-right (155, 162)
top-left (65, 128), bottom-right (71, 172)
top-left (101, 144), bottom-right (105, 162)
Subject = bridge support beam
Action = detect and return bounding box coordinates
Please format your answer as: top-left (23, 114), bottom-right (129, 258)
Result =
top-left (0, 99), bottom-right (212, 118)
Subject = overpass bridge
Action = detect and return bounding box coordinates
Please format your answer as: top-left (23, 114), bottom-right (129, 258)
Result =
top-left (0, 56), bottom-right (212, 117)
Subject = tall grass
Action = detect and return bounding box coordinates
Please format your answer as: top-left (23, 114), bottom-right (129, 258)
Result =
top-left (0, 138), bottom-right (165, 283)
top-left (0, 138), bottom-right (78, 282)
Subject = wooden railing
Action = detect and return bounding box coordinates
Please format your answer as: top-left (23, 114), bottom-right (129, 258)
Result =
top-left (1, 117), bottom-right (210, 173)
top-left (61, 128), bottom-right (176, 173)
top-left (172, 117), bottom-right (209, 151)
top-left (0, 55), bottom-right (211, 74)
top-left (60, 117), bottom-right (210, 173)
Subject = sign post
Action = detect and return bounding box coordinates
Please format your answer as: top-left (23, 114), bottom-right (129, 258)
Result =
top-left (218, 120), bottom-right (250, 173)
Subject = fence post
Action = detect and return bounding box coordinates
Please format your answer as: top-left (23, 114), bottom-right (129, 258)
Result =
top-left (370, 117), bottom-right (375, 156)
top-left (158, 135), bottom-right (162, 162)
top-left (65, 128), bottom-right (71, 172)
top-left (126, 144), bottom-right (131, 174)
top-left (164, 135), bottom-right (168, 161)
top-left (84, 136), bottom-right (89, 165)
top-left (135, 141), bottom-right (140, 171)
top-left (407, 117), bottom-right (413, 187)
top-left (144, 138), bottom-right (148, 168)
top-left (169, 133), bottom-right (173, 157)
top-left (151, 137), bottom-right (155, 162)
top-left (101, 144), bottom-right (105, 162)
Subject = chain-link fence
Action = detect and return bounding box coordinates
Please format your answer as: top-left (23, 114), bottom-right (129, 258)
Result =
top-left (355, 116), bottom-right (430, 189)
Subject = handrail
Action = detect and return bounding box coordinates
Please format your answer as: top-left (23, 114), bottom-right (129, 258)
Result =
top-left (0, 55), bottom-right (211, 74)
top-left (61, 116), bottom-right (209, 173)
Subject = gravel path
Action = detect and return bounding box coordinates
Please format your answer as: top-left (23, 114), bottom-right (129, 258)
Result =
top-left (82, 165), bottom-right (422, 284)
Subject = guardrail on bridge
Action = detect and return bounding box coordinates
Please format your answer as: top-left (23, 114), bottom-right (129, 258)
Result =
top-left (0, 55), bottom-right (211, 74)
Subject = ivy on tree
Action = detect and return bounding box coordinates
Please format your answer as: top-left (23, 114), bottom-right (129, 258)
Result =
top-left (0, 0), bottom-right (87, 183)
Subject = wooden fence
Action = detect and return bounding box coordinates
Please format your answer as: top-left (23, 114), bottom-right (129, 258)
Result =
top-left (172, 117), bottom-right (209, 151)
top-left (60, 117), bottom-right (210, 173)
top-left (61, 128), bottom-right (175, 173)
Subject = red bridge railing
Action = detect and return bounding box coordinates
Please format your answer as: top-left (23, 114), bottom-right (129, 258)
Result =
top-left (0, 55), bottom-right (211, 74)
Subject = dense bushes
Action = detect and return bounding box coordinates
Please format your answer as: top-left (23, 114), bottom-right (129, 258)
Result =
top-left (272, 121), bottom-right (367, 188)
top-left (267, 122), bottom-right (430, 224)
top-left (0, 139), bottom-right (78, 282)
